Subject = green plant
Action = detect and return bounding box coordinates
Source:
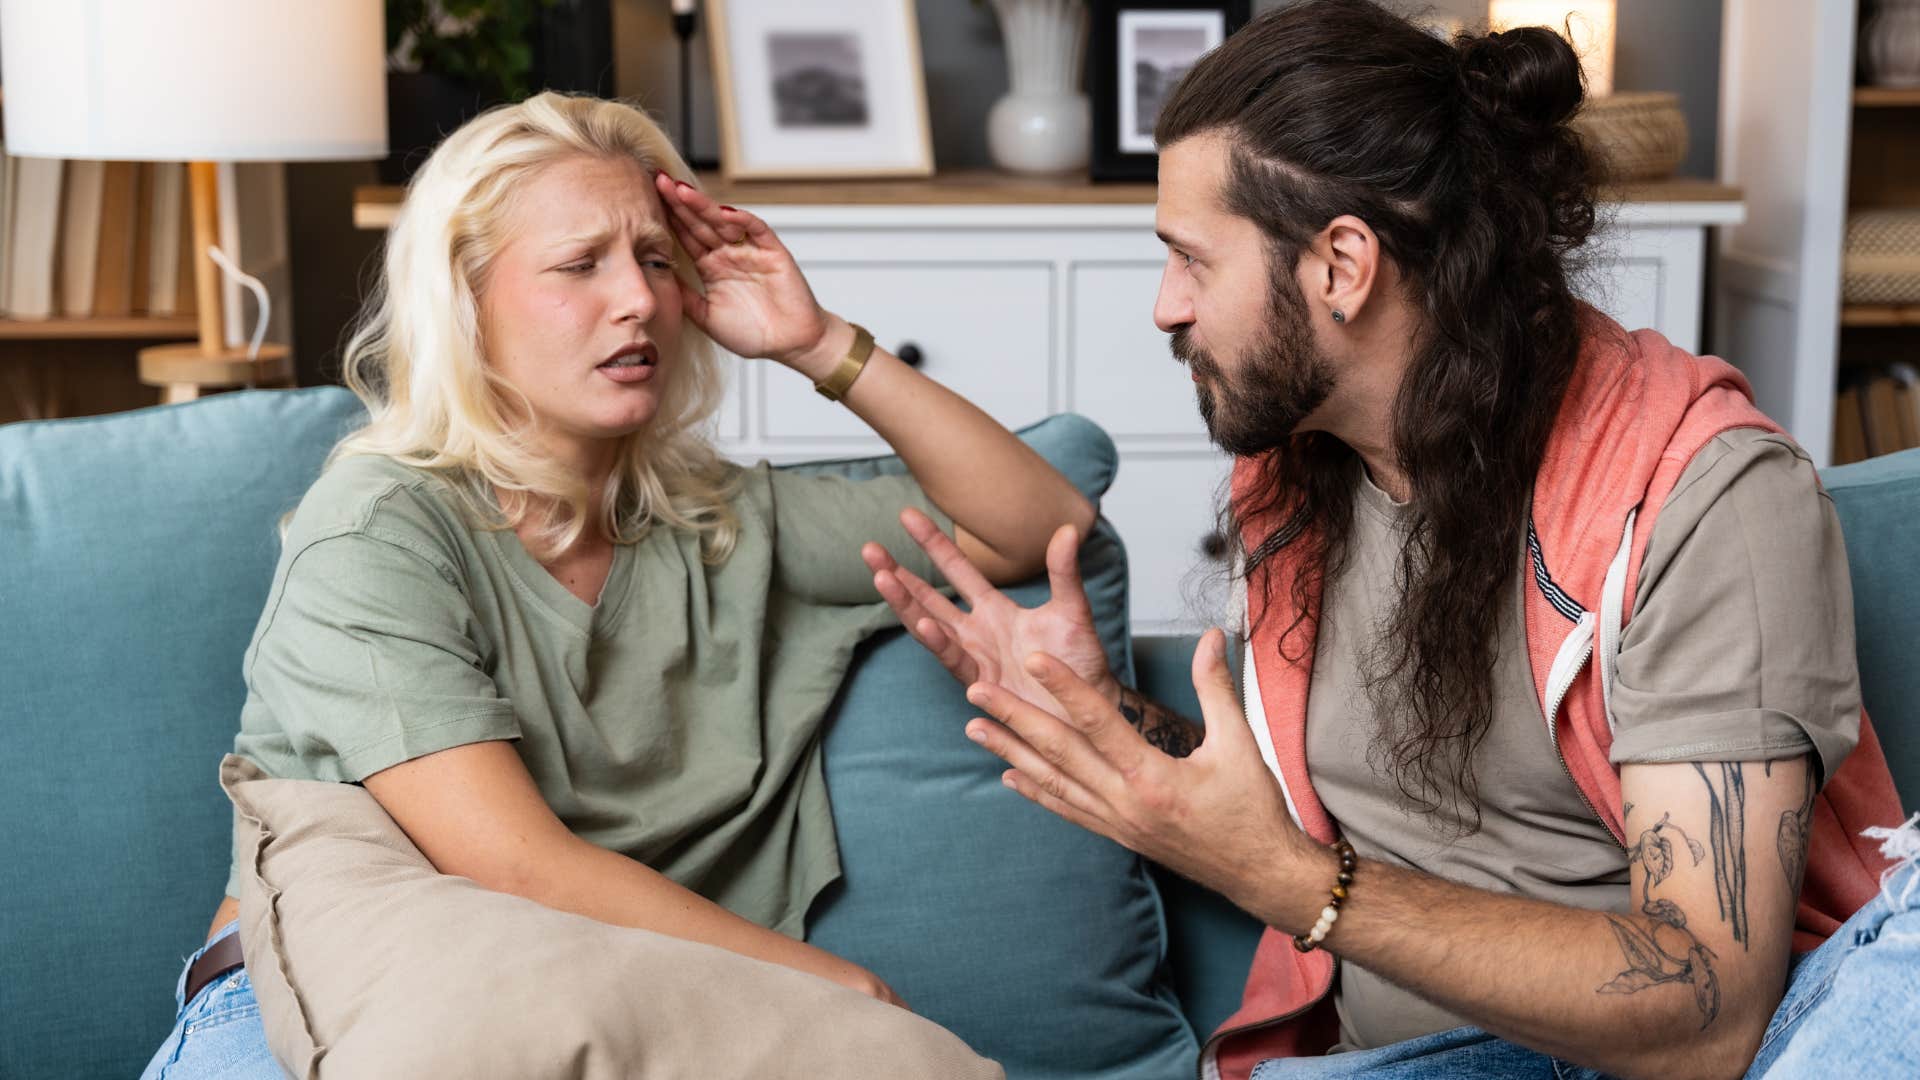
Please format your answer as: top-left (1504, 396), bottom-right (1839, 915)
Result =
top-left (386, 0), bottom-right (556, 103)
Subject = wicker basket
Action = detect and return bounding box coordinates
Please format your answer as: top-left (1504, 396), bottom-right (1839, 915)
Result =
top-left (1572, 92), bottom-right (1689, 182)
top-left (1844, 209), bottom-right (1920, 305)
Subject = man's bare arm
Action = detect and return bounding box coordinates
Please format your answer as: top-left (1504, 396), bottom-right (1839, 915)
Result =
top-left (1256, 756), bottom-right (1812, 1080)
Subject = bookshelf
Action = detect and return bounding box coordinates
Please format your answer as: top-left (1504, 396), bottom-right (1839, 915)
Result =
top-left (1834, 67), bottom-right (1920, 463)
top-left (1841, 304), bottom-right (1920, 329)
top-left (1716, 1), bottom-right (1920, 467)
top-left (0, 316), bottom-right (198, 340)
top-left (1854, 87), bottom-right (1920, 108)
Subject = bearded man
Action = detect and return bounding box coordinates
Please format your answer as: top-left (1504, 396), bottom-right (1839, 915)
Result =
top-left (861, 2), bottom-right (1915, 1078)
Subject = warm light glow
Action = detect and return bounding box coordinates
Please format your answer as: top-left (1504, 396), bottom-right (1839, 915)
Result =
top-left (1489, 0), bottom-right (1617, 97)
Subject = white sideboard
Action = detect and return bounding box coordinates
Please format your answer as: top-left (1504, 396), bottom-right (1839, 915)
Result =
top-left (709, 190), bottom-right (1745, 635)
top-left (357, 179), bottom-right (1744, 635)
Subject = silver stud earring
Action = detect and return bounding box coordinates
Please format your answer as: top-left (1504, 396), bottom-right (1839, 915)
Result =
top-left (1331, 309), bottom-right (1346, 324)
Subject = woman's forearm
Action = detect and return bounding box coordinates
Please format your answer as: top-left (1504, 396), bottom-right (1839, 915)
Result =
top-left (794, 314), bottom-right (1096, 571)
top-left (519, 833), bottom-right (868, 988)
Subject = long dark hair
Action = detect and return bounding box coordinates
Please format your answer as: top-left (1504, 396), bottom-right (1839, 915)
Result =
top-left (1158, 0), bottom-right (1598, 829)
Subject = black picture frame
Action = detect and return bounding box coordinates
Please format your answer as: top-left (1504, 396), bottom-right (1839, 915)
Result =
top-left (1089, 0), bottom-right (1251, 182)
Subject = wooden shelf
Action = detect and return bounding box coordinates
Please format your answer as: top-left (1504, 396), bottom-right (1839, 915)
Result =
top-left (354, 175), bottom-right (1743, 230)
top-left (0, 315), bottom-right (199, 341)
top-left (1855, 87), bottom-right (1920, 107)
top-left (1841, 304), bottom-right (1920, 327)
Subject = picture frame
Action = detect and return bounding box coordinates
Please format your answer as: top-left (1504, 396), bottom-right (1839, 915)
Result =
top-left (1089, 0), bottom-right (1251, 182)
top-left (706, 0), bottom-right (935, 181)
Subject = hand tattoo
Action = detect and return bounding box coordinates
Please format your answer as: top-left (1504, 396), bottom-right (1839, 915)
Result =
top-left (1694, 763), bottom-right (1751, 948)
top-left (1116, 686), bottom-right (1201, 758)
top-left (1599, 812), bottom-right (1720, 1028)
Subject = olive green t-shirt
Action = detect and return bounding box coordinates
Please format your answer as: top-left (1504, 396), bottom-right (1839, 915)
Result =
top-left (1304, 429), bottom-right (1860, 1052)
top-left (226, 453), bottom-right (952, 938)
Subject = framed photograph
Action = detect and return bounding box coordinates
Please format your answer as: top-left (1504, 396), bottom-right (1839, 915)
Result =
top-left (707, 0), bottom-right (935, 181)
top-left (1090, 0), bottom-right (1251, 181)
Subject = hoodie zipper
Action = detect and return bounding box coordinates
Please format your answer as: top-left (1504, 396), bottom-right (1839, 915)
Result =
top-left (1541, 613), bottom-right (1625, 850)
top-left (1192, 643), bottom-right (1335, 1080)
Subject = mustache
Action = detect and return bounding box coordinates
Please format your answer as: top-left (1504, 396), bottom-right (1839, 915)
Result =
top-left (1170, 328), bottom-right (1218, 378)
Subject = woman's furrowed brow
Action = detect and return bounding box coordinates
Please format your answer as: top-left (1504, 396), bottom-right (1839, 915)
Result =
top-left (548, 222), bottom-right (674, 252)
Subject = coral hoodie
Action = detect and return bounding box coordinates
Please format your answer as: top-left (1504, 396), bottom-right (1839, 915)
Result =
top-left (1202, 311), bottom-right (1906, 1080)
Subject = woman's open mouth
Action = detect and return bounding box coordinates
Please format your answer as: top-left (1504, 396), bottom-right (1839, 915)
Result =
top-left (598, 343), bottom-right (659, 384)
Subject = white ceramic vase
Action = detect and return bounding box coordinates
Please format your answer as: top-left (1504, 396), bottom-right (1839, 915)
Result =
top-left (987, 0), bottom-right (1090, 175)
top-left (1864, 0), bottom-right (1920, 88)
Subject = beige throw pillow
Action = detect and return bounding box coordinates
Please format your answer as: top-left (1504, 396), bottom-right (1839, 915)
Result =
top-left (221, 755), bottom-right (1004, 1080)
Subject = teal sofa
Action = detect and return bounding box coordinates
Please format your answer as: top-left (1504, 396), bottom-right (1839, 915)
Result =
top-left (3, 389), bottom-right (1914, 1079)
top-left (1, 389), bottom-right (1261, 1080)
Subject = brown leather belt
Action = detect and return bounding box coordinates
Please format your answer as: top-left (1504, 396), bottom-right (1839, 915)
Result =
top-left (184, 932), bottom-right (246, 1005)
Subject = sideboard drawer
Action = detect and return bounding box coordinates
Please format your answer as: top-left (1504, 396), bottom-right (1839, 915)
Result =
top-left (1100, 452), bottom-right (1235, 635)
top-left (1068, 262), bottom-right (1207, 440)
top-left (754, 262), bottom-right (1056, 442)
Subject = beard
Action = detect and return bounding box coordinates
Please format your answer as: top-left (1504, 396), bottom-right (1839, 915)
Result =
top-left (1174, 273), bottom-right (1335, 457)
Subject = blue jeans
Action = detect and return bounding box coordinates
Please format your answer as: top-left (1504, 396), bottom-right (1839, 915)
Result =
top-left (1253, 821), bottom-right (1920, 1079)
top-left (136, 920), bottom-right (279, 1080)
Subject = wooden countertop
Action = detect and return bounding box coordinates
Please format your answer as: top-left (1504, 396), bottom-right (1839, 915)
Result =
top-left (355, 173), bottom-right (1741, 229)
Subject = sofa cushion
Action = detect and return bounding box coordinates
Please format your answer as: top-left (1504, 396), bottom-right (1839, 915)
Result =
top-left (1822, 448), bottom-right (1920, 804)
top-left (0, 392), bottom-right (1197, 1079)
top-left (221, 755), bottom-right (1004, 1080)
top-left (792, 415), bottom-right (1199, 1078)
top-left (0, 388), bottom-right (365, 1080)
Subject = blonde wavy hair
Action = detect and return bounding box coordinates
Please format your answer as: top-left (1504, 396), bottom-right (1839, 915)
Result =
top-left (331, 91), bottom-right (739, 563)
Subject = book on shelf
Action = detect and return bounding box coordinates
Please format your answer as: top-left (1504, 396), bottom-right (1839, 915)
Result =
top-left (52, 160), bottom-right (148, 319)
top-left (0, 142), bottom-right (14, 318)
top-left (91, 160), bottom-right (142, 317)
top-left (1834, 378), bottom-right (1869, 466)
top-left (57, 160), bottom-right (106, 317)
top-left (1843, 365), bottom-right (1920, 463)
top-left (146, 162), bottom-right (187, 316)
top-left (1861, 372), bottom-right (1905, 458)
top-left (1889, 363), bottom-right (1920, 452)
top-left (7, 156), bottom-right (64, 320)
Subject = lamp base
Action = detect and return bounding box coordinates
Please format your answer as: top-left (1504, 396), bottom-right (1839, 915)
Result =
top-left (139, 342), bottom-right (293, 404)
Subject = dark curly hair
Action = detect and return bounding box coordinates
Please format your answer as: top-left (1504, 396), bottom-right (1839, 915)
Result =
top-left (1156, 0), bottom-right (1600, 830)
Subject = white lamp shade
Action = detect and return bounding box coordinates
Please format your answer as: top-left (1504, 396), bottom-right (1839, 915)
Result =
top-left (0, 0), bottom-right (388, 161)
top-left (1488, 0), bottom-right (1617, 98)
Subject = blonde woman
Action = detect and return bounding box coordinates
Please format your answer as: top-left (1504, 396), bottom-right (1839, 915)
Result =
top-left (139, 92), bottom-right (1092, 1079)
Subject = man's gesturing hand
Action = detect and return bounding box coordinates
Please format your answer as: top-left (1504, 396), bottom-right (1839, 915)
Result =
top-left (861, 508), bottom-right (1118, 712)
top-left (961, 628), bottom-right (1316, 922)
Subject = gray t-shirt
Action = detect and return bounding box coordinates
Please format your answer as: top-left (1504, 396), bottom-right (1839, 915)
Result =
top-left (227, 453), bottom-right (952, 938)
top-left (1304, 429), bottom-right (1860, 1052)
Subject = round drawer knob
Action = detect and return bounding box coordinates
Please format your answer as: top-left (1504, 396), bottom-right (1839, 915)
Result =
top-left (897, 342), bottom-right (925, 368)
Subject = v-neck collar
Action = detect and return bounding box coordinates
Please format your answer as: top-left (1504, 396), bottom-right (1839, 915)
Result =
top-left (487, 526), bottom-right (635, 635)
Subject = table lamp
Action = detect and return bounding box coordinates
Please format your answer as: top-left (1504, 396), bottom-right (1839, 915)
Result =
top-left (1488, 0), bottom-right (1616, 97)
top-left (0, 1), bottom-right (388, 402)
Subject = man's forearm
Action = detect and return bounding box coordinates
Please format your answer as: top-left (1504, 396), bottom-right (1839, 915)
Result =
top-left (1245, 851), bottom-right (1776, 1080)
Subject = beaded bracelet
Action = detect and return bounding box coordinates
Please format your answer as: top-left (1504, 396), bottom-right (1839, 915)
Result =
top-left (1292, 838), bottom-right (1358, 953)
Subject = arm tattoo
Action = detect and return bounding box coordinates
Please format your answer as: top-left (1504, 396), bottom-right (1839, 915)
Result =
top-left (1774, 763), bottom-right (1815, 900)
top-left (1600, 811), bottom-right (1721, 1028)
top-left (1115, 686), bottom-right (1201, 758)
top-left (1693, 763), bottom-right (1751, 948)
